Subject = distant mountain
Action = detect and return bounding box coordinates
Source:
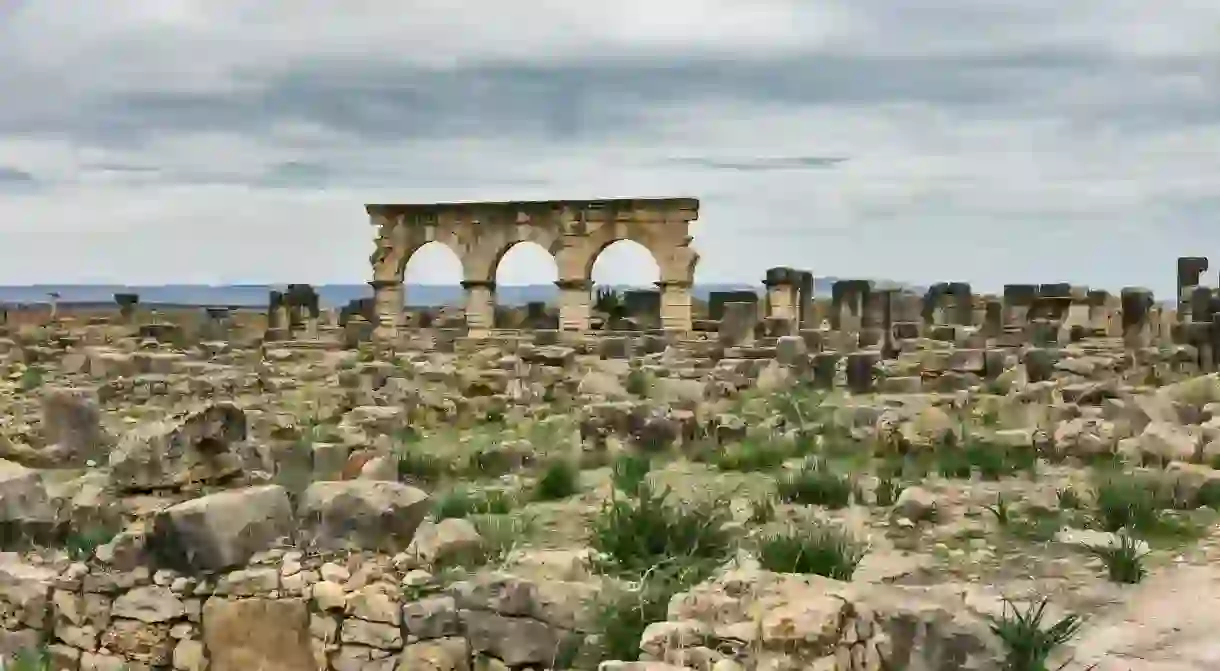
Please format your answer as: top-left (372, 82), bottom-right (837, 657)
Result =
top-left (0, 279), bottom-right (922, 308)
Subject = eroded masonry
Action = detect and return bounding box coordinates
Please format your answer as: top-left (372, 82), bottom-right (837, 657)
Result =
top-left (365, 198), bottom-right (700, 340)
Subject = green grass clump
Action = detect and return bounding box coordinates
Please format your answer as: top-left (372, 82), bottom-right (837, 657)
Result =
top-left (8, 647), bottom-right (50, 671)
top-left (610, 452), bottom-right (652, 496)
top-left (433, 487), bottom-right (516, 520)
top-left (589, 483), bottom-right (733, 580)
top-left (713, 438), bottom-right (790, 472)
top-left (776, 458), bottom-right (854, 509)
top-left (1056, 486), bottom-right (1085, 510)
top-left (1082, 532), bottom-right (1148, 584)
top-left (874, 475), bottom-right (906, 507)
top-left (984, 494), bottom-right (1015, 527)
top-left (533, 459), bottom-right (581, 501)
top-left (625, 369), bottom-right (652, 397)
top-left (396, 445), bottom-right (452, 483)
top-left (589, 576), bottom-right (674, 663)
top-left (988, 597), bottom-right (1085, 671)
top-left (1091, 473), bottom-right (1171, 533)
top-left (756, 524), bottom-right (866, 580)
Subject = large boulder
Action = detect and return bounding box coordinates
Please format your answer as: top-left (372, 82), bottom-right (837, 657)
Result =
top-left (109, 402), bottom-right (247, 492)
top-left (0, 459), bottom-right (58, 545)
top-left (296, 480), bottom-right (430, 553)
top-left (41, 386), bottom-right (109, 466)
top-left (148, 485), bottom-right (295, 572)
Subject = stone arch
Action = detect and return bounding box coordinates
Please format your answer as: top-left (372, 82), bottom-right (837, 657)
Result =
top-left (583, 237), bottom-right (663, 283)
top-left (401, 241), bottom-right (464, 306)
top-left (588, 239), bottom-right (664, 328)
top-left (490, 240), bottom-right (560, 328)
top-left (366, 198), bottom-right (699, 341)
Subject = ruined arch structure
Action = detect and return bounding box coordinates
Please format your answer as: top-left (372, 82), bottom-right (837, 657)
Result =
top-left (367, 198), bottom-right (700, 340)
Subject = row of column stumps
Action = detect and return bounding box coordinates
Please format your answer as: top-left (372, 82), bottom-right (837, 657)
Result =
top-left (717, 266), bottom-right (1207, 356)
top-left (363, 198), bottom-right (700, 346)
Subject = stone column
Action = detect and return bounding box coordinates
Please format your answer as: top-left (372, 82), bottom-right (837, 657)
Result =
top-left (114, 293), bottom-right (139, 323)
top-left (1191, 286), bottom-right (1215, 324)
top-left (656, 280), bottom-right (694, 333)
top-left (556, 279), bottom-right (592, 332)
top-left (982, 297), bottom-right (1003, 337)
top-left (879, 289), bottom-right (898, 359)
top-left (265, 291), bottom-right (289, 341)
top-left (369, 279), bottom-right (404, 343)
top-left (922, 282), bottom-right (971, 327)
top-left (922, 283), bottom-right (949, 327)
top-left (1086, 290), bottom-right (1110, 333)
top-left (1177, 256), bottom-right (1209, 318)
top-left (1063, 286), bottom-right (1091, 334)
top-left (462, 280), bottom-right (496, 338)
top-left (1121, 287), bottom-right (1154, 350)
top-left (763, 267), bottom-right (799, 322)
top-left (797, 270), bottom-right (815, 328)
top-left (1002, 284), bottom-right (1037, 329)
top-left (831, 280), bottom-right (869, 332)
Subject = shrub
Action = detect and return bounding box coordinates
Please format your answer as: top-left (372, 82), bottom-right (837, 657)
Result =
top-left (713, 438), bottom-right (790, 472)
top-left (1082, 532), bottom-right (1148, 584)
top-left (589, 483), bottom-right (733, 580)
top-left (1091, 473), bottom-right (1170, 533)
top-left (757, 524), bottom-right (866, 580)
top-left (988, 597), bottom-right (1085, 671)
top-left (433, 487), bottom-right (515, 520)
top-left (610, 452), bottom-right (652, 496)
top-left (534, 459), bottom-right (581, 501)
top-left (776, 458), bottom-right (853, 509)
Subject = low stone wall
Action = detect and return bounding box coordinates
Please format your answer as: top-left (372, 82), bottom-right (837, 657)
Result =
top-left (0, 551), bottom-right (600, 671)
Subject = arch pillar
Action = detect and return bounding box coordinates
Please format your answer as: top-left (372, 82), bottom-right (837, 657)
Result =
top-left (369, 279), bottom-right (403, 342)
top-left (462, 280), bottom-right (496, 338)
top-left (556, 279), bottom-right (593, 332)
top-left (656, 280), bottom-right (694, 333)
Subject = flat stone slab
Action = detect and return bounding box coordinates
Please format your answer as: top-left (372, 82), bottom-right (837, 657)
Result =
top-left (1056, 564), bottom-right (1220, 670)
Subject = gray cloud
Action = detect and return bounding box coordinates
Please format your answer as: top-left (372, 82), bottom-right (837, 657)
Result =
top-left (668, 157), bottom-right (848, 172)
top-left (0, 166), bottom-right (37, 192)
top-left (0, 1), bottom-right (1218, 294)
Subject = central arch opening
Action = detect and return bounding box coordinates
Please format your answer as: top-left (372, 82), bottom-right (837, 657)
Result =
top-left (590, 239), bottom-right (661, 330)
top-left (403, 241), bottom-right (463, 327)
top-left (494, 241), bottom-right (559, 329)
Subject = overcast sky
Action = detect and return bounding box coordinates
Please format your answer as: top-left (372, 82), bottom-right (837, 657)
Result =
top-left (1, 1), bottom-right (1218, 295)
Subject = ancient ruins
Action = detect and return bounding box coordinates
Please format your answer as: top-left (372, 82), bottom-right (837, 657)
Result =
top-left (362, 198), bottom-right (698, 340)
top-left (0, 200), bottom-right (1218, 671)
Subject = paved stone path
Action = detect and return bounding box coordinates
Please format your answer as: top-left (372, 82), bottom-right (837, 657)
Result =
top-left (1056, 562), bottom-right (1220, 670)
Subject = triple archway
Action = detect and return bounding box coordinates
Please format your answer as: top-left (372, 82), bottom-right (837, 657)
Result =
top-left (366, 198), bottom-right (700, 339)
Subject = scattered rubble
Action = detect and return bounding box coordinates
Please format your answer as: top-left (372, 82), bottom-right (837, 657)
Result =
top-left (0, 204), bottom-right (1218, 670)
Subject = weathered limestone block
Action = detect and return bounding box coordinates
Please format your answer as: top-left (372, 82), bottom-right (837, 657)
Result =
top-left (108, 402), bottom-right (247, 492)
top-left (100, 617), bottom-right (174, 666)
top-left (1002, 284), bottom-right (1037, 328)
top-left (718, 302), bottom-right (758, 347)
top-left (398, 636), bottom-right (471, 671)
top-left (41, 386), bottom-right (109, 467)
top-left (149, 485), bottom-right (295, 572)
top-left (0, 554), bottom-right (57, 638)
top-left (203, 597), bottom-right (315, 671)
top-left (297, 481), bottom-right (430, 553)
top-left (1121, 287), bottom-right (1155, 350)
top-left (846, 352), bottom-right (879, 394)
top-left (0, 460), bottom-right (57, 544)
top-left (812, 353), bottom-right (841, 390)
